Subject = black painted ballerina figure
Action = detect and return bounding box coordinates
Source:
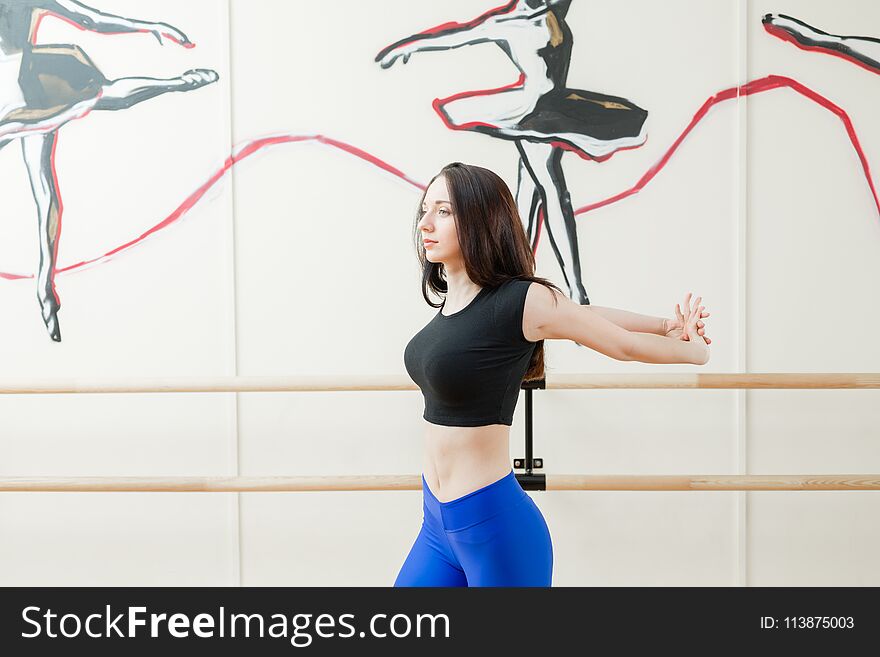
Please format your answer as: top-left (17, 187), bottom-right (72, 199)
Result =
top-left (377, 0), bottom-right (648, 305)
top-left (0, 0), bottom-right (218, 341)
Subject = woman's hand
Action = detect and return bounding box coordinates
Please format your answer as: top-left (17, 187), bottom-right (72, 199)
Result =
top-left (681, 293), bottom-right (706, 343)
top-left (678, 292), bottom-right (710, 365)
top-left (664, 293), bottom-right (711, 344)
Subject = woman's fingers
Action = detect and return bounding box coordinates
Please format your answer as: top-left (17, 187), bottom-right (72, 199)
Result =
top-left (678, 293), bottom-right (711, 342)
top-left (686, 303), bottom-right (702, 336)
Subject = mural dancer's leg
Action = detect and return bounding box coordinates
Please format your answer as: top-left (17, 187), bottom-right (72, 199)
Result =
top-left (93, 69), bottom-right (219, 111)
top-left (514, 143), bottom-right (541, 251)
top-left (20, 131), bottom-right (62, 341)
top-left (518, 140), bottom-right (589, 305)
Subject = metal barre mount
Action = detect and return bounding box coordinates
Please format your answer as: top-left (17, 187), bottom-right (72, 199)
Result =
top-left (515, 378), bottom-right (546, 491)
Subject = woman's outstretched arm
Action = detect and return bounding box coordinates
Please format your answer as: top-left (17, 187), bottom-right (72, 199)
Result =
top-left (525, 284), bottom-right (710, 365)
top-left (592, 299), bottom-right (711, 343)
top-left (626, 331), bottom-right (709, 365)
top-left (587, 306), bottom-right (667, 335)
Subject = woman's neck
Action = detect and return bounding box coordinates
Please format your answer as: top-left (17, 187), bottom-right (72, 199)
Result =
top-left (443, 265), bottom-right (481, 304)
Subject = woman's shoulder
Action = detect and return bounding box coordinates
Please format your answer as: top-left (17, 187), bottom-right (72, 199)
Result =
top-left (491, 277), bottom-right (550, 303)
top-left (491, 278), bottom-right (548, 343)
top-left (495, 276), bottom-right (533, 290)
top-left (520, 281), bottom-right (567, 342)
top-left (496, 277), bottom-right (551, 296)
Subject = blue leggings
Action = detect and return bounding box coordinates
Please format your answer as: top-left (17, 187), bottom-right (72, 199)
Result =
top-left (394, 469), bottom-right (553, 587)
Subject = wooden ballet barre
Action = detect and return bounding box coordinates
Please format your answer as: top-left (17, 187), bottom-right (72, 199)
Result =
top-left (0, 373), bottom-right (878, 394)
top-left (1, 474), bottom-right (879, 492)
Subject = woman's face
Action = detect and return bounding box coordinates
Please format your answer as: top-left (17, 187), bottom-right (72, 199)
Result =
top-left (418, 175), bottom-right (460, 264)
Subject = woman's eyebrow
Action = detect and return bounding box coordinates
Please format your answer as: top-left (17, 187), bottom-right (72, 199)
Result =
top-left (422, 200), bottom-right (451, 206)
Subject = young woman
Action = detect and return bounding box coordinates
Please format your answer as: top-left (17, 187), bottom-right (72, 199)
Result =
top-left (398, 162), bottom-right (711, 587)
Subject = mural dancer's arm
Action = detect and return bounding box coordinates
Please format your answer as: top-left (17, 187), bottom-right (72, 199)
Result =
top-left (376, 9), bottom-right (514, 68)
top-left (763, 13), bottom-right (880, 73)
top-left (46, 0), bottom-right (192, 46)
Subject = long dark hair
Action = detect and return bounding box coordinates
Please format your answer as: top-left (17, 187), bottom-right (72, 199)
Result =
top-left (413, 161), bottom-right (563, 381)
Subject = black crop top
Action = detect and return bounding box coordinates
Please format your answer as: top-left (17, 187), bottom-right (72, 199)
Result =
top-left (404, 278), bottom-right (538, 427)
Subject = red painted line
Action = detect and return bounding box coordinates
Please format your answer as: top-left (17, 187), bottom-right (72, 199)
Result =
top-left (2, 77), bottom-right (877, 281)
top-left (53, 135), bottom-right (424, 275)
top-left (573, 74), bottom-right (879, 218)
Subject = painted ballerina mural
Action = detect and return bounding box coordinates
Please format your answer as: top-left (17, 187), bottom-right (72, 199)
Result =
top-left (0, 0), bottom-right (218, 342)
top-left (376, 0), bottom-right (649, 305)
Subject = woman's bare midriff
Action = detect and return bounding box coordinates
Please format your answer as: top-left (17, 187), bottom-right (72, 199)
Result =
top-left (422, 421), bottom-right (513, 503)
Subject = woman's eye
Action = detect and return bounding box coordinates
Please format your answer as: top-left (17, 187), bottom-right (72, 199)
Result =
top-left (419, 207), bottom-right (450, 216)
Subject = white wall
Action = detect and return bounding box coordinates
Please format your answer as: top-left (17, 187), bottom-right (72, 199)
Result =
top-left (1, 0), bottom-right (878, 586)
